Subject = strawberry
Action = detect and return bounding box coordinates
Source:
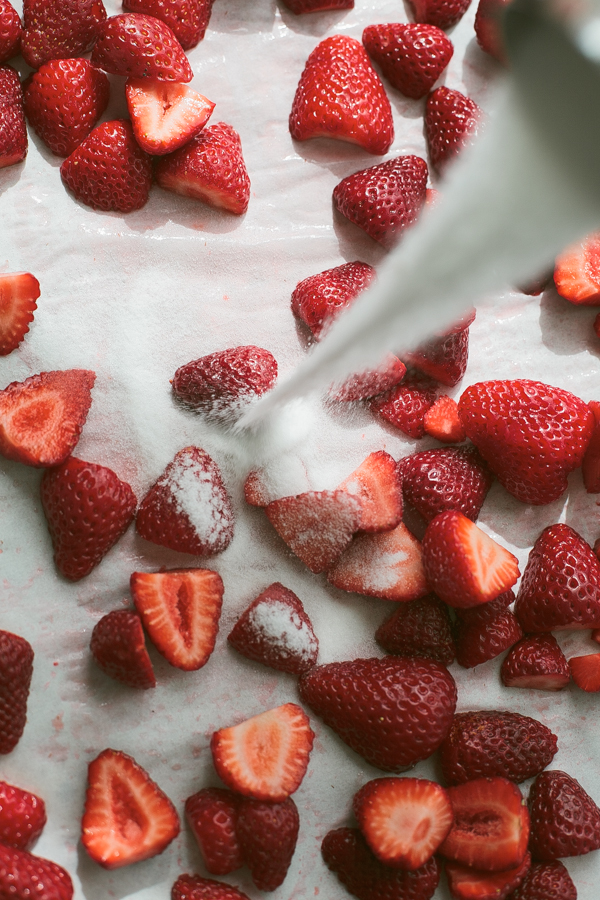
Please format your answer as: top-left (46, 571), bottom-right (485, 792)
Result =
top-left (425, 86), bottom-right (482, 173)
top-left (236, 796), bottom-right (299, 891)
top-left (582, 412), bottom-right (600, 491)
top-left (265, 489), bottom-right (362, 574)
top-left (398, 447), bottom-right (492, 523)
top-left (172, 874), bottom-right (251, 900)
top-left (90, 610), bottom-right (156, 689)
top-left (0, 781), bottom-right (46, 850)
top-left (122, 0), bottom-right (213, 50)
top-left (362, 24), bottom-right (453, 100)
top-left (509, 860), bottom-right (577, 900)
top-left (353, 777), bottom-right (454, 869)
top-left (421, 510), bottom-right (520, 609)
top-left (298, 656), bottom-right (457, 771)
top-left (91, 13), bottom-right (193, 82)
top-left (0, 369), bottom-right (95, 467)
top-left (440, 711), bottom-right (558, 786)
top-left (0, 272), bottom-right (40, 356)
top-left (126, 78), bottom-right (214, 156)
top-left (333, 155), bottom-right (428, 250)
top-left (404, 327), bottom-right (470, 387)
top-left (81, 748), bottom-right (180, 868)
top-left (0, 65), bottom-right (27, 169)
top-left (458, 380), bottom-right (595, 505)
top-left (130, 568), bottom-right (224, 670)
top-left (423, 395), bottom-right (466, 442)
top-left (327, 522), bottom-right (428, 602)
top-left (440, 777), bottom-right (530, 872)
top-left (569, 652), bottom-right (600, 692)
top-left (21, 0), bottom-right (107, 70)
top-left (243, 459), bottom-right (311, 508)
top-left (283, 0), bottom-right (353, 11)
top-left (290, 261), bottom-right (376, 340)
top-left (155, 122), bottom-right (251, 215)
top-left (289, 34), bottom-right (393, 154)
top-left (474, 0), bottom-right (512, 64)
top-left (0, 630), bottom-right (34, 754)
top-left (445, 853), bottom-right (531, 900)
top-left (210, 703), bottom-right (314, 801)
top-left (454, 594), bottom-right (523, 668)
top-left (136, 446), bottom-right (235, 556)
top-left (371, 372), bottom-right (438, 436)
top-left (40, 457), bottom-right (136, 580)
top-left (0, 844), bottom-right (73, 900)
top-left (330, 354), bottom-right (407, 403)
top-left (528, 770), bottom-right (600, 860)
top-left (0, 0), bottom-right (21, 64)
top-left (60, 119), bottom-right (153, 213)
top-left (408, 0), bottom-right (472, 29)
top-left (500, 633), bottom-right (570, 690)
top-left (322, 827), bottom-right (441, 900)
top-left (337, 451), bottom-right (403, 533)
top-left (184, 788), bottom-right (243, 876)
top-left (24, 59), bottom-right (110, 157)
top-left (513, 524), bottom-right (600, 631)
top-left (375, 594), bottom-right (456, 665)
top-left (172, 346), bottom-right (277, 410)
top-left (227, 582), bottom-right (319, 675)
top-left (554, 231), bottom-right (600, 304)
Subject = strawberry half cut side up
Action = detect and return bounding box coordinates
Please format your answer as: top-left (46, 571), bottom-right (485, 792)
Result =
top-left (81, 748), bottom-right (180, 868)
top-left (0, 272), bottom-right (39, 356)
top-left (90, 610), bottom-right (156, 689)
top-left (423, 395), bottom-right (466, 442)
top-left (554, 230), bottom-right (600, 304)
top-left (337, 450), bottom-right (403, 533)
top-left (185, 788), bottom-right (243, 876)
top-left (126, 79), bottom-right (215, 156)
top-left (0, 843), bottom-right (73, 900)
top-left (91, 13), bottom-right (193, 82)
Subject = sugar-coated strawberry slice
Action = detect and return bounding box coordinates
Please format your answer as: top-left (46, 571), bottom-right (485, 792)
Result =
top-left (0, 369), bottom-right (95, 467)
top-left (130, 568), bottom-right (223, 670)
top-left (289, 34), bottom-right (393, 154)
top-left (172, 346), bottom-right (277, 409)
top-left (528, 770), bottom-right (600, 861)
top-left (330, 354), bottom-right (406, 402)
top-left (327, 522), bottom-right (429, 602)
top-left (0, 1), bottom-right (22, 64)
top-left (123, 0), bottom-right (213, 50)
top-left (172, 874), bottom-right (251, 900)
top-left (92, 13), bottom-right (192, 82)
top-left (0, 631), bottom-right (34, 755)
top-left (440, 777), bottom-right (530, 872)
top-left (362, 23), bottom-right (453, 100)
top-left (243, 458), bottom-right (311, 508)
top-left (185, 788), bottom-right (243, 876)
top-left (21, 0), bottom-right (107, 69)
top-left (500, 633), bottom-right (571, 690)
top-left (353, 777), bottom-right (453, 870)
top-left (454, 595), bottom-right (523, 668)
top-left (408, 0), bottom-right (472, 29)
top-left (509, 860), bottom-right (577, 900)
top-left (474, 0), bottom-right (511, 63)
top-left (0, 272), bottom-right (40, 356)
top-left (423, 395), bottom-right (466, 442)
top-left (425, 86), bottom-right (481, 173)
top-left (445, 853), bottom-right (531, 900)
top-left (0, 844), bottom-right (73, 900)
top-left (398, 446), bottom-right (492, 523)
top-left (376, 594), bottom-right (455, 665)
top-left (90, 610), bottom-right (156, 689)
top-left (405, 327), bottom-right (470, 387)
top-left (236, 797), bottom-right (299, 891)
top-left (422, 510), bottom-right (520, 609)
top-left (283, 0), bottom-right (353, 11)
top-left (210, 703), bottom-right (314, 801)
top-left (337, 450), bottom-right (403, 533)
top-left (0, 65), bottom-right (27, 168)
top-left (81, 748), bottom-right (180, 868)
top-left (371, 372), bottom-right (438, 437)
top-left (554, 232), bottom-right (600, 304)
top-left (0, 780), bottom-right (46, 850)
top-left (126, 78), bottom-right (214, 156)
top-left (291, 261), bottom-right (376, 340)
top-left (569, 652), bottom-right (600, 692)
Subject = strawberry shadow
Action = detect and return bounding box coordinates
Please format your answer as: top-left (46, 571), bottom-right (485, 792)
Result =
top-left (76, 843), bottom-right (178, 900)
top-left (0, 159), bottom-right (27, 193)
top-left (476, 480), bottom-right (569, 551)
top-left (207, 0), bottom-right (278, 34)
top-left (539, 287), bottom-right (600, 359)
top-left (290, 135), bottom-right (387, 179)
top-left (331, 205), bottom-right (387, 266)
top-left (461, 36), bottom-right (504, 105)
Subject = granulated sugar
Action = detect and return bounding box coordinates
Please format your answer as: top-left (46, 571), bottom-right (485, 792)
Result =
top-left (167, 448), bottom-right (233, 551)
top-left (248, 598), bottom-right (318, 665)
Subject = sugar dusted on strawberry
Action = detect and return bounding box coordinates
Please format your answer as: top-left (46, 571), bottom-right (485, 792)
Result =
top-left (337, 450), bottom-right (402, 533)
top-left (425, 86), bottom-right (482, 173)
top-left (172, 346), bottom-right (277, 410)
top-left (375, 594), bottom-right (456, 665)
top-left (0, 630), bottom-right (34, 754)
top-left (91, 12), bottom-right (193, 82)
top-left (0, 844), bottom-right (73, 900)
top-left (185, 788), bottom-right (243, 876)
top-left (291, 261), bottom-right (376, 340)
top-left (500, 633), bottom-right (571, 691)
top-left (528, 770), bottom-right (600, 861)
top-left (236, 796), bottom-right (300, 891)
top-left (423, 395), bottom-right (466, 442)
top-left (21, 0), bottom-right (107, 69)
top-left (0, 65), bottom-right (27, 169)
top-left (123, 0), bottom-right (214, 50)
top-left (243, 456), bottom-right (311, 508)
top-left (405, 326), bottom-right (470, 387)
top-left (0, 272), bottom-right (39, 356)
top-left (0, 1), bottom-right (21, 64)
top-left (330, 354), bottom-right (406, 403)
top-left (409, 0), bottom-right (472, 29)
top-left (363, 23), bottom-right (453, 100)
top-left (90, 610), bottom-right (156, 690)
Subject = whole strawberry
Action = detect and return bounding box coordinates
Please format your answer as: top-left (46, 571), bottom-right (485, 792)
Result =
top-left (291, 261), bottom-right (376, 340)
top-left (172, 874), bottom-right (251, 900)
top-left (404, 326), bottom-right (470, 386)
top-left (528, 770), bottom-right (600, 860)
top-left (398, 446), bottom-right (493, 523)
top-left (425, 86), bottom-right (481, 173)
top-left (375, 594), bottom-right (456, 666)
top-left (362, 23), bottom-right (453, 99)
top-left (236, 797), bottom-right (299, 891)
top-left (509, 860), bottom-right (577, 900)
top-left (0, 843), bottom-right (73, 900)
top-left (172, 346), bottom-right (277, 410)
top-left (0, 630), bottom-right (34, 754)
top-left (0, 0), bottom-right (21, 63)
top-left (0, 781), bottom-right (46, 850)
top-left (0, 65), bottom-right (26, 169)
top-left (21, 0), bottom-right (106, 69)
top-left (91, 13), bottom-right (192, 82)
top-left (408, 0), bottom-right (472, 29)
top-left (122, 0), bottom-right (213, 50)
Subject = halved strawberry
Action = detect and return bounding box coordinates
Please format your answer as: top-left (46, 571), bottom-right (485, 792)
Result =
top-left (445, 853), bottom-right (531, 900)
top-left (375, 594), bottom-right (456, 665)
top-left (454, 594), bottom-right (523, 669)
top-left (90, 610), bottom-right (156, 689)
top-left (0, 272), bottom-right (40, 356)
top-left (528, 770), bottom-right (600, 861)
top-left (500, 633), bottom-right (571, 691)
top-left (0, 844), bottom-right (73, 900)
top-left (172, 874), bottom-right (251, 900)
top-left (130, 568), bottom-right (224, 671)
top-left (236, 797), bottom-right (299, 891)
top-left (0, 1), bottom-right (22, 64)
top-left (123, 0), bottom-right (213, 50)
top-left (425, 86), bottom-right (482, 173)
top-left (91, 13), bottom-right (193, 82)
top-left (474, 0), bottom-right (511, 64)
top-left (510, 861), bottom-right (577, 900)
top-left (126, 78), bottom-right (214, 155)
top-left (337, 451), bottom-right (402, 533)
top-left (371, 372), bottom-right (438, 437)
top-left (554, 231), bottom-right (600, 304)
top-left (582, 413), bottom-right (600, 491)
top-left (408, 0), bottom-right (472, 30)
top-left (423, 395), bottom-right (466, 443)
top-left (210, 703), bottom-right (314, 801)
top-left (243, 458), bottom-right (311, 508)
top-left (362, 23), bottom-right (453, 100)
top-left (0, 780), bottom-right (46, 850)
top-left (398, 446), bottom-right (492, 523)
top-left (81, 748), bottom-right (180, 868)
top-left (185, 788), bottom-right (243, 876)
top-left (330, 355), bottom-right (406, 402)
top-left (283, 0), bottom-right (353, 11)
top-left (21, 0), bottom-right (106, 69)
top-left (569, 652), bottom-right (600, 692)
top-left (405, 327), bottom-right (470, 387)
top-left (0, 65), bottom-right (27, 168)
top-left (290, 261), bottom-right (376, 341)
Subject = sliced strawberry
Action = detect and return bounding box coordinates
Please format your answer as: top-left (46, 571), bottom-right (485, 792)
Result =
top-left (337, 450), bottom-right (403, 533)
top-left (330, 355), bottom-right (406, 402)
top-left (243, 458), bottom-right (311, 508)
top-left (474, 0), bottom-right (511, 64)
top-left (353, 777), bottom-right (453, 870)
top-left (236, 797), bottom-right (299, 891)
top-left (398, 447), bottom-right (492, 523)
top-left (422, 510), bottom-right (520, 608)
top-left (375, 594), bottom-right (455, 665)
top-left (445, 853), bottom-right (531, 900)
top-left (290, 260), bottom-right (376, 340)
top-left (91, 13), bottom-right (192, 82)
top-left (172, 346), bottom-right (277, 409)
top-left (0, 65), bottom-right (27, 168)
top-left (122, 0), bottom-right (213, 50)
top-left (405, 327), bottom-right (470, 387)
top-left (554, 231), bottom-right (600, 303)
top-left (509, 860), bottom-right (577, 900)
top-left (126, 78), bottom-right (214, 156)
top-left (0, 1), bottom-right (22, 64)
top-left (210, 703), bottom-right (314, 801)
top-left (528, 770), bottom-right (600, 860)
top-left (81, 748), bottom-right (180, 868)
top-left (454, 596), bottom-right (523, 669)
top-left (362, 23), bottom-right (453, 100)
top-left (408, 0), bottom-right (472, 29)
top-left (0, 631), bottom-right (34, 755)
top-left (172, 874), bottom-right (251, 900)
top-left (569, 652), bottom-right (600, 692)
top-left (283, 0), bottom-right (353, 11)
top-left (371, 372), bottom-right (438, 437)
top-left (0, 369), bottom-right (95, 467)
top-left (425, 86), bottom-right (482, 173)
top-left (500, 633), bottom-right (571, 691)
top-left (582, 414), bottom-right (600, 491)
top-left (21, 0), bottom-right (106, 69)
top-left (0, 272), bottom-right (40, 356)
top-left (0, 780), bottom-right (46, 850)
top-left (423, 395), bottom-right (466, 443)
top-left (90, 610), bottom-right (156, 690)
top-left (0, 844), bottom-right (73, 900)
top-left (185, 788), bottom-right (243, 876)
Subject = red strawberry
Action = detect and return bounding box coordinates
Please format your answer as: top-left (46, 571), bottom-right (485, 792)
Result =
top-left (298, 656), bottom-right (457, 771)
top-left (333, 155), bottom-right (428, 250)
top-left (445, 853), bottom-right (531, 900)
top-left (328, 522), bottom-right (428, 602)
top-left (90, 610), bottom-right (156, 689)
top-left (475, 0), bottom-right (512, 64)
top-left (0, 1), bottom-right (21, 63)
top-left (440, 711), bottom-right (558, 786)
top-left (126, 78), bottom-right (214, 156)
top-left (290, 261), bottom-right (376, 340)
top-left (0, 844), bottom-right (73, 900)
top-left (422, 510), bottom-right (520, 609)
top-left (130, 568), bottom-right (224, 670)
top-left (514, 524), bottom-right (600, 631)
top-left (24, 59), bottom-right (110, 157)
top-left (40, 457), bottom-right (136, 580)
top-left (458, 380), bottom-right (595, 505)
top-left (21, 0), bottom-right (107, 69)
top-left (408, 0), bottom-right (472, 29)
top-left (362, 23), bottom-right (453, 100)
top-left (569, 652), bottom-right (600, 691)
top-left (322, 826), bottom-right (441, 900)
top-left (0, 369), bottom-right (95, 467)
top-left (136, 446), bottom-right (235, 556)
top-left (81, 748), bottom-right (180, 868)
top-left (243, 460), bottom-right (311, 508)
top-left (60, 119), bottom-right (152, 212)
top-left (265, 489), bottom-right (362, 573)
top-left (375, 594), bottom-right (456, 665)
top-left (0, 272), bottom-right (40, 356)
top-left (398, 447), bottom-right (492, 523)
top-left (454, 595), bottom-right (523, 669)
top-left (425, 86), bottom-right (482, 173)
top-left (371, 372), bottom-right (438, 436)
top-left (210, 703), bottom-right (314, 801)
top-left (440, 777), bottom-right (530, 872)
top-left (172, 874), bottom-right (251, 900)
top-left (155, 122), bottom-right (251, 215)
top-left (172, 346), bottom-right (277, 409)
top-left (528, 770), bottom-right (600, 860)
top-left (423, 395), bottom-right (466, 443)
top-left (236, 797), bottom-right (299, 891)
top-left (405, 327), bottom-right (470, 387)
top-left (0, 630), bottom-right (34, 754)
top-left (185, 788), bottom-right (243, 876)
top-left (554, 231), bottom-right (600, 304)
top-left (509, 860), bottom-right (577, 900)
top-left (289, 34), bottom-right (393, 154)
top-left (91, 13), bottom-right (192, 82)
top-left (353, 777), bottom-right (454, 870)
top-left (283, 0), bottom-right (353, 11)
top-left (0, 781), bottom-right (46, 850)
top-left (500, 633), bottom-right (570, 691)
top-left (122, 0), bottom-right (213, 50)
top-left (0, 65), bottom-right (26, 168)
top-left (337, 450), bottom-right (403, 533)
top-left (227, 582), bottom-right (318, 675)
top-left (331, 354), bottom-right (407, 403)
top-left (582, 412), bottom-right (600, 491)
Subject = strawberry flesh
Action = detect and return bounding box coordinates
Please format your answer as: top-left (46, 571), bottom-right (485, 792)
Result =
top-left (185, 788), bottom-right (243, 876)
top-left (126, 78), bottom-right (214, 156)
top-left (445, 852), bottom-right (531, 900)
top-left (554, 231), bottom-right (600, 304)
top-left (500, 633), bottom-right (571, 690)
top-left (0, 781), bottom-right (46, 850)
top-left (423, 395), bottom-right (466, 442)
top-left (0, 631), bottom-right (34, 755)
top-left (362, 23), bottom-right (453, 100)
top-left (291, 260), bottom-right (376, 340)
top-left (91, 12), bottom-right (193, 82)
top-left (337, 450), bottom-right (403, 533)
top-left (90, 610), bottom-right (156, 689)
top-left (528, 770), bottom-right (600, 860)
top-left (0, 272), bottom-right (39, 356)
top-left (569, 652), bottom-right (600, 692)
top-left (0, 65), bottom-right (27, 168)
top-left (375, 594), bottom-right (456, 665)
top-left (236, 796), bottom-right (299, 891)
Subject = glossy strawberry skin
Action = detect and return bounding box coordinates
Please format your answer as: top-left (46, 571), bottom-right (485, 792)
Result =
top-left (185, 788), bottom-right (243, 876)
top-left (90, 610), bottom-right (156, 689)
top-left (0, 630), bottom-right (34, 755)
top-left (363, 23), bottom-right (453, 100)
top-left (425, 86), bottom-right (481, 173)
top-left (0, 843), bottom-right (73, 900)
top-left (405, 327), bottom-right (470, 387)
top-left (0, 272), bottom-right (40, 356)
top-left (528, 770), bottom-right (600, 860)
top-left (0, 1), bottom-right (21, 63)
top-left (172, 346), bottom-right (277, 409)
top-left (375, 594), bottom-right (455, 666)
top-left (172, 874), bottom-right (251, 900)
top-left (474, 0), bottom-right (511, 64)
top-left (0, 65), bottom-right (26, 168)
top-left (122, 0), bottom-right (213, 50)
top-left (91, 12), bottom-right (192, 81)
top-left (21, 0), bottom-right (107, 69)
top-left (453, 598), bottom-right (522, 669)
top-left (0, 781), bottom-right (46, 850)
top-left (509, 860), bottom-right (577, 900)
top-left (236, 797), bottom-right (299, 891)
top-left (291, 261), bottom-right (376, 340)
top-left (398, 447), bottom-right (492, 523)
top-left (372, 372), bottom-right (438, 437)
top-left (501, 633), bottom-right (571, 690)
top-left (332, 355), bottom-right (407, 403)
top-left (409, 0), bottom-right (472, 29)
